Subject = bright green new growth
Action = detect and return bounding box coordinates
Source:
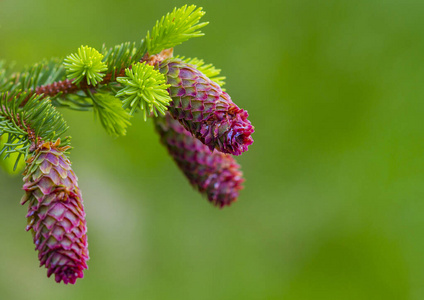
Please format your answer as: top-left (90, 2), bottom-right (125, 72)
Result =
top-left (146, 5), bottom-right (208, 55)
top-left (178, 56), bottom-right (226, 88)
top-left (116, 62), bottom-right (171, 121)
top-left (64, 46), bottom-right (108, 85)
top-left (0, 92), bottom-right (69, 168)
top-left (90, 92), bottom-right (131, 137)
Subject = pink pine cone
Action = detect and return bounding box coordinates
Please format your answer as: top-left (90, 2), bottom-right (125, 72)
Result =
top-left (21, 140), bottom-right (89, 284)
top-left (155, 113), bottom-right (244, 207)
top-left (159, 58), bottom-right (254, 156)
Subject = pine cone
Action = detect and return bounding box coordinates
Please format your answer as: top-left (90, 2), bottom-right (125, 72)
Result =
top-left (155, 113), bottom-right (244, 207)
top-left (159, 58), bottom-right (254, 156)
top-left (21, 140), bottom-right (89, 284)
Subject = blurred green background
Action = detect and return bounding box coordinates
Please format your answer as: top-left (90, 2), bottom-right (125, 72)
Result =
top-left (0, 0), bottom-right (423, 299)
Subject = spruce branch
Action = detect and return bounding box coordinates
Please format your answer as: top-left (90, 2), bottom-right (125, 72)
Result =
top-left (1, 5), bottom-right (207, 108)
top-left (30, 46), bottom-right (143, 102)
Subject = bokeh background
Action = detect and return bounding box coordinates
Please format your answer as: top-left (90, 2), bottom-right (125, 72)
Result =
top-left (1, 0), bottom-right (423, 299)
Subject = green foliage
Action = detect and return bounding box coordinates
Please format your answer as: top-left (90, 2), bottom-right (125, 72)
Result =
top-left (146, 5), bottom-right (208, 55)
top-left (0, 92), bottom-right (69, 165)
top-left (64, 46), bottom-right (108, 85)
top-left (24, 94), bottom-right (69, 142)
top-left (116, 62), bottom-right (171, 121)
top-left (101, 41), bottom-right (146, 81)
top-left (89, 92), bottom-right (132, 137)
top-left (178, 56), bottom-right (226, 88)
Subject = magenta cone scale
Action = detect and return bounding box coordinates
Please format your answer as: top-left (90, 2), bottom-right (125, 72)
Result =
top-left (155, 113), bottom-right (244, 207)
top-left (21, 140), bottom-right (89, 284)
top-left (159, 58), bottom-right (254, 156)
